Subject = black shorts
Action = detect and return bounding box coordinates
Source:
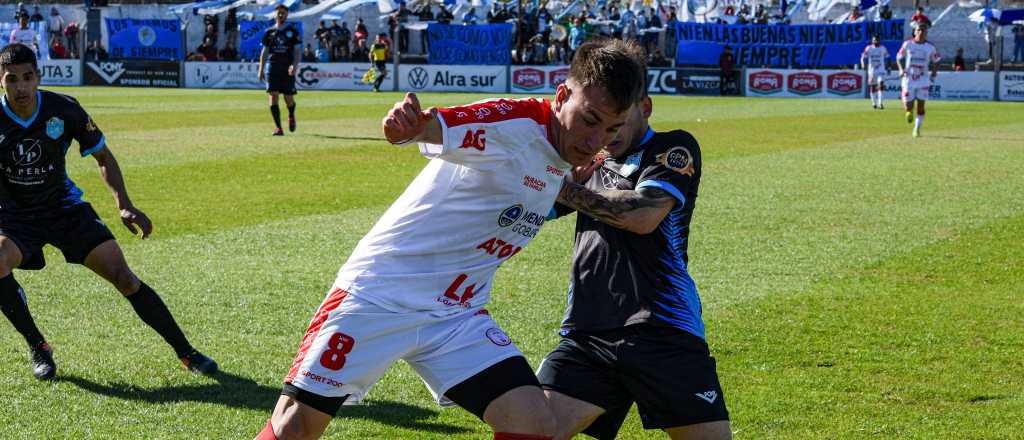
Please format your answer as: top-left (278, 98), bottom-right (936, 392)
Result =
top-left (374, 61), bottom-right (387, 74)
top-left (0, 203), bottom-right (116, 270)
top-left (266, 69), bottom-right (297, 95)
top-left (537, 324), bottom-right (729, 439)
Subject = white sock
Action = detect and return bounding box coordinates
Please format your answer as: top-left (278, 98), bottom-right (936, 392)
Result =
top-left (914, 115), bottom-right (924, 131)
top-left (876, 91), bottom-right (884, 107)
top-left (871, 92), bottom-right (877, 106)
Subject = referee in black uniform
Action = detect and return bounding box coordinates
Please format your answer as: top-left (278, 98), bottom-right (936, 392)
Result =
top-left (257, 4), bottom-right (301, 136)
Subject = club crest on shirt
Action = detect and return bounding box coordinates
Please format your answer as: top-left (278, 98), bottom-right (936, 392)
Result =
top-left (46, 117), bottom-right (64, 140)
top-left (485, 327), bottom-right (512, 346)
top-left (655, 146), bottom-right (694, 176)
top-left (85, 118), bottom-right (97, 132)
top-left (619, 151), bottom-right (643, 177)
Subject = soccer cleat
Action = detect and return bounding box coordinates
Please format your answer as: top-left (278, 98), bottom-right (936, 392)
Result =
top-left (288, 116), bottom-right (296, 132)
top-left (872, 104), bottom-right (877, 109)
top-left (905, 111), bottom-right (913, 123)
top-left (879, 104), bottom-right (885, 110)
top-left (272, 128), bottom-right (284, 136)
top-left (913, 127), bottom-right (921, 138)
top-left (30, 342), bottom-right (56, 380)
top-left (181, 349), bottom-right (218, 375)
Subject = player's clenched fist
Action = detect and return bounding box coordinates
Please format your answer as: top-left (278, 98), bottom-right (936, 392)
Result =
top-left (383, 92), bottom-right (436, 144)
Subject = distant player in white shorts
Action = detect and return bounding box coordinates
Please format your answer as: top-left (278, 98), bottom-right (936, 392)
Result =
top-left (861, 35), bottom-right (890, 110)
top-left (253, 39), bottom-right (645, 440)
top-left (897, 24), bottom-right (940, 138)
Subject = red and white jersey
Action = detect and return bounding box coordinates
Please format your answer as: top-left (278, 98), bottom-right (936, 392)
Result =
top-left (8, 28), bottom-right (37, 47)
top-left (862, 44), bottom-right (889, 74)
top-left (334, 98), bottom-right (570, 315)
top-left (897, 39), bottom-right (940, 87)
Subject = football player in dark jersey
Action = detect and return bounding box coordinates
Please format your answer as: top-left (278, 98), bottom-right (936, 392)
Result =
top-left (538, 78), bottom-right (732, 439)
top-left (257, 4), bottom-right (302, 136)
top-left (0, 44), bottom-right (216, 380)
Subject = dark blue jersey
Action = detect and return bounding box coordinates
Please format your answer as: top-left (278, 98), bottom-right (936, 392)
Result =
top-left (555, 128), bottom-right (706, 339)
top-left (0, 90), bottom-right (105, 214)
top-left (262, 24), bottom-right (302, 72)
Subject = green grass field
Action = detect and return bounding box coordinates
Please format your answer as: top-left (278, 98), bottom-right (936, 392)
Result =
top-left (1, 87), bottom-right (1022, 439)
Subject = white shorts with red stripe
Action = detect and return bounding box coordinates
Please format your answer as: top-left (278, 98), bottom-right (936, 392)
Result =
top-left (901, 81), bottom-right (930, 102)
top-left (284, 287), bottom-right (524, 406)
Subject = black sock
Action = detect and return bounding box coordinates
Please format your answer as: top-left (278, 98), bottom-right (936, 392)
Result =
top-left (374, 72), bottom-right (386, 89)
top-left (270, 104), bottom-right (281, 129)
top-left (0, 274), bottom-right (46, 347)
top-left (126, 283), bottom-right (193, 358)
top-left (287, 104), bottom-right (295, 118)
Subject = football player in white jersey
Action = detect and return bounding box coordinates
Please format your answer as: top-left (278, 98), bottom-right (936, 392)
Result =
top-left (7, 13), bottom-right (39, 56)
top-left (253, 39), bottom-right (646, 440)
top-left (861, 35), bottom-right (890, 110)
top-left (897, 25), bottom-right (940, 137)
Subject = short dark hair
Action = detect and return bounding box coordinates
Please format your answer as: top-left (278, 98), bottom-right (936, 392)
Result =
top-left (0, 43), bottom-right (38, 71)
top-left (567, 38), bottom-right (645, 113)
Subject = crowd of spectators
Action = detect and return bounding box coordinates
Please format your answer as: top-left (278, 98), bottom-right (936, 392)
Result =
top-left (458, 0), bottom-right (681, 66)
top-left (7, 5), bottom-right (80, 59)
top-left (186, 8), bottom-right (242, 61)
top-left (168, 0), bottom-right (1023, 68)
top-left (305, 18), bottom-right (374, 62)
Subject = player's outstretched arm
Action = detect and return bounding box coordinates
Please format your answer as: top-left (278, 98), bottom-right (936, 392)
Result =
top-left (92, 147), bottom-right (153, 239)
top-left (556, 181), bottom-right (676, 235)
top-left (382, 92), bottom-right (441, 145)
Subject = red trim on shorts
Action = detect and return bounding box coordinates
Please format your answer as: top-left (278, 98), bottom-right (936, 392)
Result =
top-left (474, 309), bottom-right (490, 316)
top-left (284, 287), bottom-right (350, 384)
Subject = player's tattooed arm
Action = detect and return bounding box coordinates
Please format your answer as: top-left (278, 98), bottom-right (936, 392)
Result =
top-left (557, 181), bottom-right (677, 234)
